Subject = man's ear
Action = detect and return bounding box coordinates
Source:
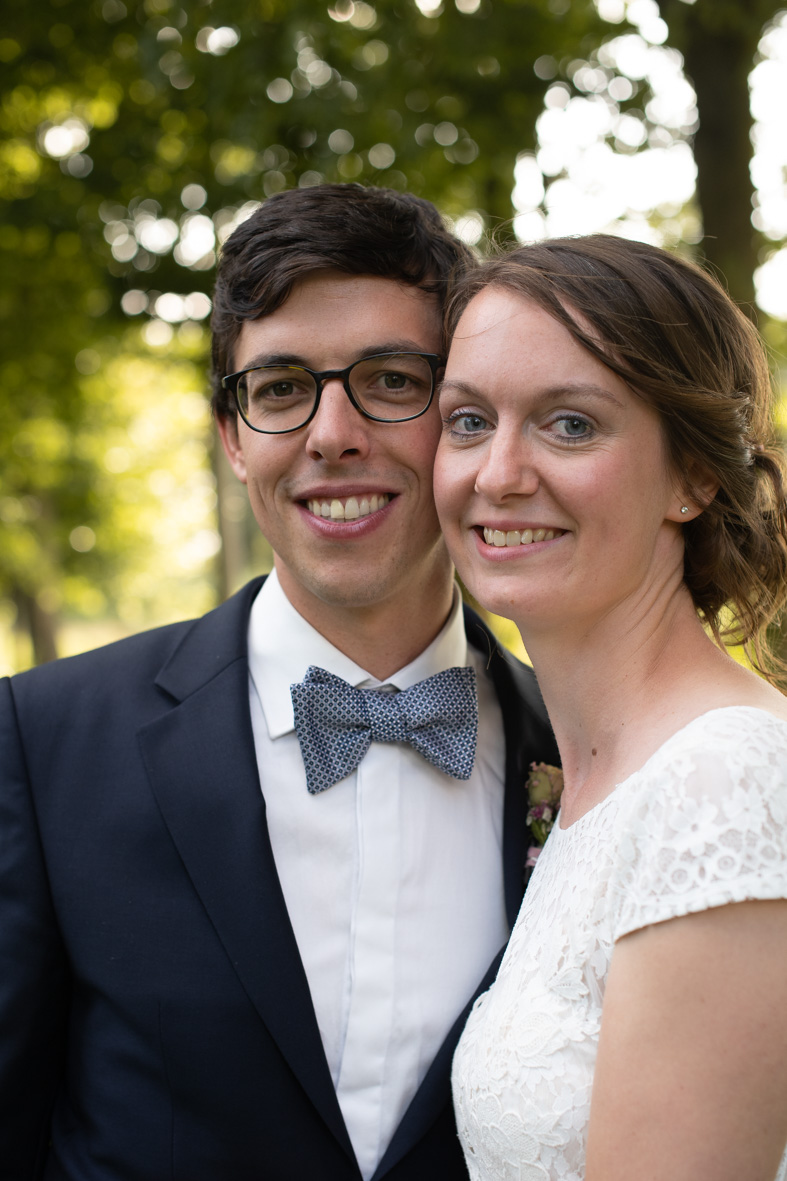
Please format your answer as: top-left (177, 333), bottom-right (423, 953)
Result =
top-left (216, 413), bottom-right (248, 484)
top-left (667, 463), bottom-right (719, 523)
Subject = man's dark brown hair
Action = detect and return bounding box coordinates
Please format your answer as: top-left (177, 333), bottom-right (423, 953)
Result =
top-left (210, 183), bottom-right (474, 418)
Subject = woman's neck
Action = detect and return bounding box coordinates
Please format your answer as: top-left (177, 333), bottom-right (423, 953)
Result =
top-left (520, 583), bottom-right (750, 824)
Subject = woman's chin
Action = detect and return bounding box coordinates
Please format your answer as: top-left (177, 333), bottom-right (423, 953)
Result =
top-left (460, 579), bottom-right (540, 627)
top-left (451, 531), bottom-right (573, 629)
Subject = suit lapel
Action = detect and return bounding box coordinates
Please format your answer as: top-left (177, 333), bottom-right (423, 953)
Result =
top-left (137, 578), bottom-right (354, 1162)
top-left (463, 607), bottom-right (559, 927)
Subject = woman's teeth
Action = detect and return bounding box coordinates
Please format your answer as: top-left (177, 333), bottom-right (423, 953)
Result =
top-left (307, 493), bottom-right (390, 521)
top-left (483, 527), bottom-right (561, 547)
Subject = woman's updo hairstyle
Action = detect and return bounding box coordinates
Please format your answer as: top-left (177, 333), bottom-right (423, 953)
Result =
top-left (446, 235), bottom-right (787, 682)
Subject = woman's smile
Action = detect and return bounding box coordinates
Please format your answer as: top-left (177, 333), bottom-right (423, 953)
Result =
top-left (480, 526), bottom-right (566, 547)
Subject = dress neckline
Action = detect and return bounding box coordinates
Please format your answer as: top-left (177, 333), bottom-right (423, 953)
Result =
top-left (556, 704), bottom-right (787, 834)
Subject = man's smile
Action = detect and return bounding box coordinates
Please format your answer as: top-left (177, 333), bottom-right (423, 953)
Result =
top-left (305, 493), bottom-right (392, 521)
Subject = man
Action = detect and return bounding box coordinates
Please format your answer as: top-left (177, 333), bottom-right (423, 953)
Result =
top-left (0, 184), bottom-right (557, 1180)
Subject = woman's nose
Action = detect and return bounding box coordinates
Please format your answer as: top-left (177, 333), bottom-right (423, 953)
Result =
top-left (474, 431), bottom-right (539, 503)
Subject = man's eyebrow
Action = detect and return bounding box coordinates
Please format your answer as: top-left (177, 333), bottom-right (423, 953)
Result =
top-left (236, 342), bottom-right (440, 372)
top-left (235, 352), bottom-right (310, 371)
top-left (438, 377), bottom-right (624, 406)
top-left (353, 341), bottom-right (439, 361)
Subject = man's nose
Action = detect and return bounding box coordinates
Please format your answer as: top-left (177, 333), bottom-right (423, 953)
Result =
top-left (304, 378), bottom-right (372, 462)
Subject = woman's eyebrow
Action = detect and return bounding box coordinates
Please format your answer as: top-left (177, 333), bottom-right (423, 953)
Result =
top-left (438, 378), bottom-right (624, 406)
top-left (437, 378), bottom-right (482, 399)
top-left (547, 382), bottom-right (624, 406)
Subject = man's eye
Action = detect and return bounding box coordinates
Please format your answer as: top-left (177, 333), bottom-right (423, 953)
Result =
top-left (246, 382), bottom-right (295, 401)
top-left (369, 369), bottom-right (429, 396)
top-left (262, 381), bottom-right (296, 398)
top-left (247, 375), bottom-right (311, 401)
top-left (381, 371), bottom-right (409, 390)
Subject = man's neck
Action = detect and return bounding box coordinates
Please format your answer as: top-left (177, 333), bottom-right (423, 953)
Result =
top-left (275, 564), bottom-right (457, 681)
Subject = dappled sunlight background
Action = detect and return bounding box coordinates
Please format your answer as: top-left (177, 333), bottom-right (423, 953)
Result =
top-left (0, 329), bottom-right (222, 673)
top-left (1, 0), bottom-right (785, 673)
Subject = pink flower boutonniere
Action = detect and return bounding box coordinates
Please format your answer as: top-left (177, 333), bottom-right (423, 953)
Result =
top-left (525, 762), bottom-right (564, 870)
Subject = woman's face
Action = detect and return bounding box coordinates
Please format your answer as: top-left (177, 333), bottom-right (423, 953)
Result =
top-left (434, 286), bottom-right (688, 632)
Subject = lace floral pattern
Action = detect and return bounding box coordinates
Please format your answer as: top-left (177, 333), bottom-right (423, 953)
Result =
top-left (452, 708), bottom-right (787, 1181)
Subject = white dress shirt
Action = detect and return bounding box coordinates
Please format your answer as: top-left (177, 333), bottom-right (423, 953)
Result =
top-left (247, 571), bottom-right (508, 1180)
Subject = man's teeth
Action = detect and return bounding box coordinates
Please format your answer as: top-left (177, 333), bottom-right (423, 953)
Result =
top-left (307, 493), bottom-right (390, 521)
top-left (483, 527), bottom-right (560, 547)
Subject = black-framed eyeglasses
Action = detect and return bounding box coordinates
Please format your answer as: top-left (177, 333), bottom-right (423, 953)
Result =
top-left (222, 351), bottom-right (443, 434)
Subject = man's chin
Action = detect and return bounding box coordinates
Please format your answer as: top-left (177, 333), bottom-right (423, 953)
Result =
top-left (280, 568), bottom-right (399, 615)
top-left (273, 537), bottom-right (452, 620)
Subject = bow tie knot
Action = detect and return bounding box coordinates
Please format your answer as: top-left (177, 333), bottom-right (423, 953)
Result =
top-left (365, 691), bottom-right (409, 745)
top-left (290, 665), bottom-right (478, 794)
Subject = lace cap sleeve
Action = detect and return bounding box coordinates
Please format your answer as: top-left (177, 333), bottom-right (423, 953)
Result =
top-left (610, 709), bottom-right (787, 943)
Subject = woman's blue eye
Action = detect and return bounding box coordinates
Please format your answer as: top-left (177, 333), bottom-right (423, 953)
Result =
top-left (553, 415), bottom-right (591, 438)
top-left (447, 413), bottom-right (488, 435)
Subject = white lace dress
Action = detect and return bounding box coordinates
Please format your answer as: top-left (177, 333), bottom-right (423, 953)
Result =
top-left (452, 707), bottom-right (787, 1181)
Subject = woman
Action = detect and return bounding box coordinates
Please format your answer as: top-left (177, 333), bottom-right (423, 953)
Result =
top-left (434, 235), bottom-right (787, 1181)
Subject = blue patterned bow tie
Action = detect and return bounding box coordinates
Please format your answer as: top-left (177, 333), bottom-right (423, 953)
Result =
top-left (290, 665), bottom-right (478, 794)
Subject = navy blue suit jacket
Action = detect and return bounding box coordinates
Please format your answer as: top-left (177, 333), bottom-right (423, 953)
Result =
top-left (0, 577), bottom-right (557, 1181)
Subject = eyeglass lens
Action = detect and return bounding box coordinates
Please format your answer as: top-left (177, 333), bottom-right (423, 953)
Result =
top-left (236, 354), bottom-right (434, 431)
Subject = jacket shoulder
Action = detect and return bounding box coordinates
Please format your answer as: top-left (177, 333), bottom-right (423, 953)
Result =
top-left (6, 576), bottom-right (264, 710)
top-left (8, 617), bottom-right (196, 700)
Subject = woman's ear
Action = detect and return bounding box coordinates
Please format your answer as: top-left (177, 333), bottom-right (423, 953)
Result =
top-left (667, 464), bottom-right (719, 523)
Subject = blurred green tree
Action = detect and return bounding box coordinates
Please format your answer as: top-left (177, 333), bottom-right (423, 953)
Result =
top-left (0, 0), bottom-right (615, 662)
top-left (1, 0), bottom-right (785, 666)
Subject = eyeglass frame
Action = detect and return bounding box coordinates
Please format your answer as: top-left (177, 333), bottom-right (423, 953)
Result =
top-left (221, 351), bottom-right (444, 434)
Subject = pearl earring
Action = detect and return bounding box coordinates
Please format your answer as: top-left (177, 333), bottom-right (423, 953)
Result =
top-left (680, 506), bottom-right (690, 515)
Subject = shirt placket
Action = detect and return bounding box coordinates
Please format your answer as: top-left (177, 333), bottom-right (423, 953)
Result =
top-left (336, 738), bottom-right (401, 1181)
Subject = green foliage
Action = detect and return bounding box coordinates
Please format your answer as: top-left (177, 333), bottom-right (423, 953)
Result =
top-left (2, 0), bottom-right (784, 668)
top-left (0, 0), bottom-right (613, 664)
top-left (0, 318), bottom-right (218, 664)
top-left (3, 0), bottom-right (613, 282)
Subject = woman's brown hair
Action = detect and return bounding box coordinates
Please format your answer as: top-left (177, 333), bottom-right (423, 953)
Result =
top-left (446, 235), bottom-right (787, 684)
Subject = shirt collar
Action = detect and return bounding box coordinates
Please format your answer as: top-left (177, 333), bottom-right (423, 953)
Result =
top-left (247, 569), bottom-right (468, 739)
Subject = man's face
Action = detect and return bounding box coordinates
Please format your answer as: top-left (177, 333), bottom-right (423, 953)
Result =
top-left (217, 271), bottom-right (452, 622)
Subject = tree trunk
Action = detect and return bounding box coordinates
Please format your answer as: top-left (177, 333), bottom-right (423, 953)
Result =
top-left (212, 437), bottom-right (252, 603)
top-left (674, 15), bottom-right (759, 308)
top-left (13, 588), bottom-right (59, 666)
top-left (658, 1), bottom-right (784, 312)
